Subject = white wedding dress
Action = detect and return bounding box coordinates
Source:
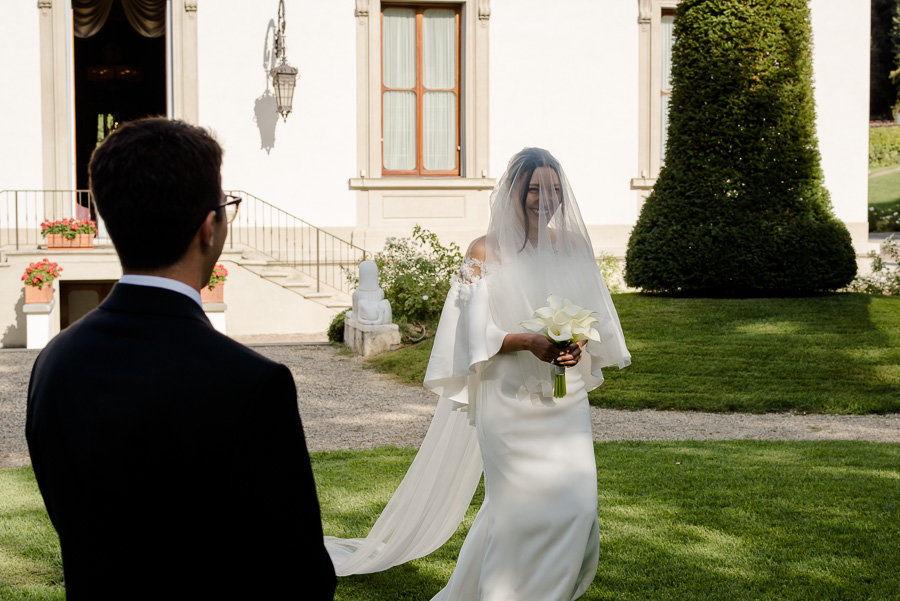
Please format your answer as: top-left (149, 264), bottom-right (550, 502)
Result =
top-left (430, 271), bottom-right (601, 600)
top-left (324, 148), bottom-right (630, 600)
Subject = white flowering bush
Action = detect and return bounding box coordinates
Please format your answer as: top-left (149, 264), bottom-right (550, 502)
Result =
top-left (845, 235), bottom-right (900, 295)
top-left (348, 225), bottom-right (463, 327)
top-left (868, 205), bottom-right (900, 233)
top-left (597, 251), bottom-right (625, 293)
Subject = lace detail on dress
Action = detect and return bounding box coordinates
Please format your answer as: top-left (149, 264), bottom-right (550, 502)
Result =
top-left (451, 257), bottom-right (489, 301)
top-left (453, 257), bottom-right (489, 286)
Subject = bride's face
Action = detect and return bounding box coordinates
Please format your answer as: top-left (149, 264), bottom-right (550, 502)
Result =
top-left (525, 166), bottom-right (562, 223)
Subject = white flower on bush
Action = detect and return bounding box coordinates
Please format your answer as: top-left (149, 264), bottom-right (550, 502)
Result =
top-left (520, 295), bottom-right (601, 343)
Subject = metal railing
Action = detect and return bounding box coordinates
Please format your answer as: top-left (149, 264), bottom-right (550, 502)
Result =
top-left (0, 190), bottom-right (108, 249)
top-left (0, 189), bottom-right (368, 295)
top-left (225, 190), bottom-right (367, 294)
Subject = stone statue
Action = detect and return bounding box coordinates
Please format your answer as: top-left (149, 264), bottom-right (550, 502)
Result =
top-left (351, 261), bottom-right (392, 325)
top-left (345, 261), bottom-right (400, 356)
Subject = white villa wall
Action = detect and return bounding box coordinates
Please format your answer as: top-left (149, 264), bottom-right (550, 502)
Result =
top-left (197, 0), bottom-right (357, 228)
top-left (810, 0), bottom-right (870, 246)
top-left (0, 3), bottom-right (44, 189)
top-left (490, 0), bottom-right (639, 230)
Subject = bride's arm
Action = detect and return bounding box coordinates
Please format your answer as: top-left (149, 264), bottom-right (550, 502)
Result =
top-left (464, 238), bottom-right (583, 366)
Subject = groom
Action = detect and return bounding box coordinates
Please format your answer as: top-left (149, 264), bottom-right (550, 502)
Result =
top-left (26, 118), bottom-right (336, 600)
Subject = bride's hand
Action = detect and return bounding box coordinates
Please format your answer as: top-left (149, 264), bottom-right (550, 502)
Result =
top-left (526, 336), bottom-right (586, 365)
top-left (525, 334), bottom-right (562, 363)
top-left (554, 340), bottom-right (587, 368)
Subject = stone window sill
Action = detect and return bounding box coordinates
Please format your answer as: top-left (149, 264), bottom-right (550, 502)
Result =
top-left (348, 177), bottom-right (496, 191)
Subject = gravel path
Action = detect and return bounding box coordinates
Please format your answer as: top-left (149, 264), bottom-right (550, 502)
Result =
top-left (2, 345), bottom-right (897, 468)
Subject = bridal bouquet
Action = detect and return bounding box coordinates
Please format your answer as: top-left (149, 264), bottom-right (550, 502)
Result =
top-left (521, 295), bottom-right (601, 398)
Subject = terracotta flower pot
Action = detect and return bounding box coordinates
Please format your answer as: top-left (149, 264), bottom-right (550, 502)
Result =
top-left (46, 233), bottom-right (93, 249)
top-left (45, 234), bottom-right (74, 249)
top-left (201, 284), bottom-right (224, 303)
top-left (25, 284), bottom-right (54, 304)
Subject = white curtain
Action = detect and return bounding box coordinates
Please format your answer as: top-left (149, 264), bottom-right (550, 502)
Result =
top-left (73, 0), bottom-right (166, 39)
top-left (659, 14), bottom-right (675, 166)
top-left (383, 8), bottom-right (416, 171)
top-left (423, 9), bottom-right (456, 171)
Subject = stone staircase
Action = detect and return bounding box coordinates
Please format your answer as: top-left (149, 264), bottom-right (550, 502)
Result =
top-left (232, 248), bottom-right (352, 310)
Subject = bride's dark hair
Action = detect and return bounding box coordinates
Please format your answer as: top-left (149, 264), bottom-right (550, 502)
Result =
top-left (508, 147), bottom-right (564, 252)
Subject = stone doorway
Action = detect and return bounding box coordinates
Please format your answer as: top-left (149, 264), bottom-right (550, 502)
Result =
top-left (73, 1), bottom-right (166, 192)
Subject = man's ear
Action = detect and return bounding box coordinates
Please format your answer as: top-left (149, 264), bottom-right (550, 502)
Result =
top-left (197, 210), bottom-right (217, 248)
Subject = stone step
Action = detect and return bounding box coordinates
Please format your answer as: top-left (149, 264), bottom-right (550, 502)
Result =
top-left (283, 280), bottom-right (313, 289)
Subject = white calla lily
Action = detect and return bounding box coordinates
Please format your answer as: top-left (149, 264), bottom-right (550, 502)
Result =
top-left (547, 324), bottom-right (573, 342)
top-left (521, 318), bottom-right (548, 333)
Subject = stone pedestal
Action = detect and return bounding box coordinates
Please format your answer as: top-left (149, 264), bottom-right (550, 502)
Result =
top-left (344, 316), bottom-right (401, 357)
top-left (25, 301), bottom-right (55, 349)
top-left (203, 302), bottom-right (227, 334)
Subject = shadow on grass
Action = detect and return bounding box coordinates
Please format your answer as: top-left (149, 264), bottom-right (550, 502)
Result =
top-left (3, 443), bottom-right (897, 600)
top-left (587, 441), bottom-right (899, 600)
top-left (592, 294), bottom-right (900, 413)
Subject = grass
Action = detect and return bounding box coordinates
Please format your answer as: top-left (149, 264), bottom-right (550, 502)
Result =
top-left (3, 441), bottom-right (898, 600)
top-left (368, 294), bottom-right (900, 414)
top-left (868, 167), bottom-right (900, 209)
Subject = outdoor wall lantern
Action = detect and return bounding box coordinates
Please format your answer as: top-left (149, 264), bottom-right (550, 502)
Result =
top-left (270, 0), bottom-right (299, 121)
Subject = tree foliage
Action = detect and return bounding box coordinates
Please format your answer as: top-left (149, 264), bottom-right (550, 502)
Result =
top-left (625, 0), bottom-right (857, 295)
top-left (871, 0), bottom-right (900, 119)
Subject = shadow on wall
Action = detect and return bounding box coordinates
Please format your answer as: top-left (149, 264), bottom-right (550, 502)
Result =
top-left (2, 290), bottom-right (26, 348)
top-left (254, 19), bottom-right (280, 154)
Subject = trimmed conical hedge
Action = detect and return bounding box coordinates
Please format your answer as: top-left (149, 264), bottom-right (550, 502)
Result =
top-left (624, 0), bottom-right (857, 295)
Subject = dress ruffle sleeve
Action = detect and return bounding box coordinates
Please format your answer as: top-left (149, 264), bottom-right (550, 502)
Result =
top-left (424, 260), bottom-right (508, 413)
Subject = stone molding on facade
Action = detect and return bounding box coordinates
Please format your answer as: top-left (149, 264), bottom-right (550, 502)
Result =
top-left (633, 0), bottom-right (679, 206)
top-left (478, 0), bottom-right (490, 21)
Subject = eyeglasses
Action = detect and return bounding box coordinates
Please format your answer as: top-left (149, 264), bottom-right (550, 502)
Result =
top-left (217, 194), bottom-right (242, 224)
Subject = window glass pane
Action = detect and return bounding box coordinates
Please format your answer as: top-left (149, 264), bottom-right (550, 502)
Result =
top-left (423, 91), bottom-right (456, 170)
top-left (384, 91), bottom-right (417, 170)
top-left (423, 9), bottom-right (455, 89)
top-left (383, 8), bottom-right (415, 89)
top-left (660, 14), bottom-right (675, 166)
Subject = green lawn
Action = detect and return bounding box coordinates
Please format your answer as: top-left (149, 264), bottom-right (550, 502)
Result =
top-left (868, 167), bottom-right (900, 232)
top-left (868, 168), bottom-right (900, 209)
top-left (3, 442), bottom-right (898, 600)
top-left (369, 294), bottom-right (900, 414)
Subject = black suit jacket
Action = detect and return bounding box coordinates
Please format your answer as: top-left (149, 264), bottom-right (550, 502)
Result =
top-left (26, 283), bottom-right (336, 600)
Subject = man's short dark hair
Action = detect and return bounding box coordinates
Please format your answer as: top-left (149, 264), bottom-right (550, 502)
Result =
top-left (89, 118), bottom-right (224, 271)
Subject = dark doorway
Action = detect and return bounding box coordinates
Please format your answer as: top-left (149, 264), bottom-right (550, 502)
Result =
top-left (60, 281), bottom-right (116, 329)
top-left (74, 1), bottom-right (166, 192)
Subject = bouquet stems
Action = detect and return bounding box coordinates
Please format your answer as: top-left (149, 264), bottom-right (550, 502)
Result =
top-left (552, 364), bottom-right (566, 398)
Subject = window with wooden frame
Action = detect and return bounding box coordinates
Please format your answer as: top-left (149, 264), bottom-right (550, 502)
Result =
top-left (381, 4), bottom-right (461, 176)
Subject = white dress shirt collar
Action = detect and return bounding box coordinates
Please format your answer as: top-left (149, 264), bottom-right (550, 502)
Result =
top-left (118, 274), bottom-right (203, 308)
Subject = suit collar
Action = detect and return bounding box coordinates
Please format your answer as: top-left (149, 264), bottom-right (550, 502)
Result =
top-left (101, 283), bottom-right (212, 326)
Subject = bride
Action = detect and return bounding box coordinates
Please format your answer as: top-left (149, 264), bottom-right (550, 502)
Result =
top-left (325, 148), bottom-right (630, 600)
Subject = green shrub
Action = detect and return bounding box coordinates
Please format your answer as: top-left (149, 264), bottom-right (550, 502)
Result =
top-left (625, 0), bottom-right (857, 295)
top-left (870, 125), bottom-right (900, 168)
top-left (327, 309), bottom-right (348, 343)
top-left (360, 225), bottom-right (464, 326)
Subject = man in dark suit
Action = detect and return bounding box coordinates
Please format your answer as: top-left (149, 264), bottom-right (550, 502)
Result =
top-left (26, 118), bottom-right (336, 600)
